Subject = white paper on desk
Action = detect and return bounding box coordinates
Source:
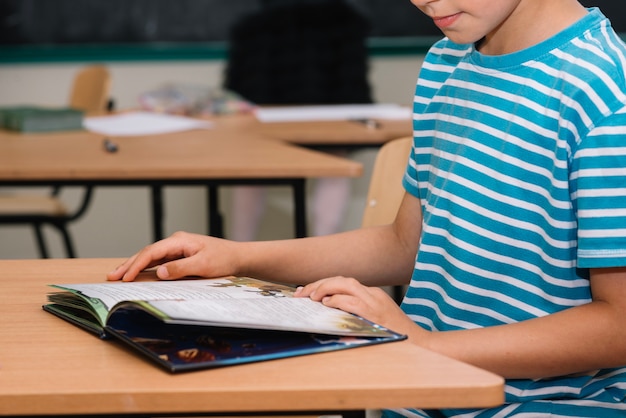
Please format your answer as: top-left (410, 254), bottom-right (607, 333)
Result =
top-left (83, 111), bottom-right (213, 136)
top-left (254, 104), bottom-right (411, 123)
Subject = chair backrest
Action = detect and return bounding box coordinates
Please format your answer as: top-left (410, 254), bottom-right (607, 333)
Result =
top-left (68, 65), bottom-right (111, 112)
top-left (361, 136), bottom-right (413, 228)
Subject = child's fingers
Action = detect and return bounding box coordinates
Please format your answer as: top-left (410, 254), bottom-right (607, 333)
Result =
top-left (300, 276), bottom-right (364, 301)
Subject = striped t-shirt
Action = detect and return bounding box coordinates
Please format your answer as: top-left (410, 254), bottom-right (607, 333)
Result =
top-left (392, 7), bottom-right (626, 418)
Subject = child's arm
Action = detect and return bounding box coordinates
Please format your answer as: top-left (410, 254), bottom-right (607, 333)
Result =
top-left (108, 193), bottom-right (422, 287)
top-left (428, 266), bottom-right (626, 379)
top-left (302, 267), bottom-right (626, 380)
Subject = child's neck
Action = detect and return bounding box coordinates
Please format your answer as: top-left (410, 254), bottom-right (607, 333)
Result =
top-left (479, 0), bottom-right (588, 56)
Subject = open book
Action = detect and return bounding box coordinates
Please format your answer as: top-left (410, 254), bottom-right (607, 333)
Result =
top-left (43, 277), bottom-right (406, 372)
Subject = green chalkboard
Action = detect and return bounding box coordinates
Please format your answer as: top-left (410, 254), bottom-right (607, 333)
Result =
top-left (0, 0), bottom-right (623, 62)
top-left (0, 0), bottom-right (430, 45)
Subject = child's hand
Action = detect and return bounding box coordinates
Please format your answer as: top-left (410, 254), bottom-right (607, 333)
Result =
top-left (294, 276), bottom-right (418, 337)
top-left (106, 231), bottom-right (240, 282)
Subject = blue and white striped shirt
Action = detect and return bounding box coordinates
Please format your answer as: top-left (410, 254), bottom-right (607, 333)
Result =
top-left (393, 8), bottom-right (626, 417)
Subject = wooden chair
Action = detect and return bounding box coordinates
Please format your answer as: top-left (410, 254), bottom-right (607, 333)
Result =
top-left (361, 136), bottom-right (413, 303)
top-left (0, 65), bottom-right (110, 258)
top-left (68, 65), bottom-right (112, 113)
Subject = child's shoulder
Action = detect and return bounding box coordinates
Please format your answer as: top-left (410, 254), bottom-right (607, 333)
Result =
top-left (563, 11), bottom-right (626, 89)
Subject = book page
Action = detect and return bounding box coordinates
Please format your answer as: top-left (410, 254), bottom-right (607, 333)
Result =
top-left (51, 277), bottom-right (296, 311)
top-left (145, 298), bottom-right (393, 337)
top-left (51, 278), bottom-right (397, 338)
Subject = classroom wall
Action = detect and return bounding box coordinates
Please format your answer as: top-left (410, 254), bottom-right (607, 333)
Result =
top-left (0, 55), bottom-right (423, 259)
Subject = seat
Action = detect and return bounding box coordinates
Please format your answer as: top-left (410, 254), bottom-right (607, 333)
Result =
top-left (361, 136), bottom-right (413, 303)
top-left (0, 65), bottom-right (111, 258)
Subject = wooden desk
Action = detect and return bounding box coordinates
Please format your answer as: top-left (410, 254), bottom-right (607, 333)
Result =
top-left (0, 127), bottom-right (363, 240)
top-left (0, 258), bottom-right (504, 417)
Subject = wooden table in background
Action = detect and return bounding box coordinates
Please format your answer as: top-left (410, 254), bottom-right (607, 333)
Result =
top-left (0, 258), bottom-right (504, 417)
top-left (0, 111), bottom-right (411, 243)
top-left (217, 112), bottom-right (413, 149)
top-left (0, 126), bottom-right (363, 241)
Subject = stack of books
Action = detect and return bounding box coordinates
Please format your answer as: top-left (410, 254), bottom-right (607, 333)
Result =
top-left (0, 106), bottom-right (84, 132)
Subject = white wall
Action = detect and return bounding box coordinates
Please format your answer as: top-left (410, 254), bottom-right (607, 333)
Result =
top-left (0, 55), bottom-right (423, 259)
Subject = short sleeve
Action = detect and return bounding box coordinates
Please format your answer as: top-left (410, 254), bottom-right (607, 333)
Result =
top-left (573, 106), bottom-right (626, 268)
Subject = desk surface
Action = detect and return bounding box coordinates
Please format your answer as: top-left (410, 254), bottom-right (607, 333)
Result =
top-left (0, 258), bottom-right (504, 416)
top-left (0, 118), bottom-right (367, 240)
top-left (0, 127), bottom-right (363, 182)
top-left (216, 113), bottom-right (413, 147)
top-left (0, 110), bottom-right (413, 182)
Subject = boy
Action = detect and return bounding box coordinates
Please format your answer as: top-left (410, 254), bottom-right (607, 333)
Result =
top-left (108, 1), bottom-right (626, 416)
